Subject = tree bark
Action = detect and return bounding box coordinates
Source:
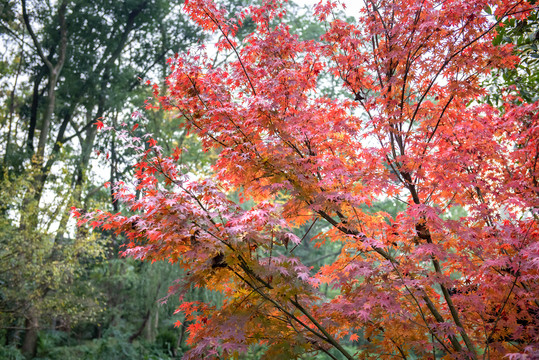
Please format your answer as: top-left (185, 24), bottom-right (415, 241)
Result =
top-left (22, 0), bottom-right (68, 166)
top-left (26, 69), bottom-right (45, 155)
top-left (21, 309), bottom-right (38, 359)
top-left (128, 310), bottom-right (151, 343)
top-left (3, 47), bottom-right (24, 167)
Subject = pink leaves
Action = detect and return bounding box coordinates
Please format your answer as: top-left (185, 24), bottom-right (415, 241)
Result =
top-left (74, 0), bottom-right (539, 357)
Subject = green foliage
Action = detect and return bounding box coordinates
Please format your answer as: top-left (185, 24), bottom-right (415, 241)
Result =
top-left (485, 10), bottom-right (539, 104)
top-left (0, 0), bottom-right (205, 357)
top-left (0, 345), bottom-right (25, 360)
top-left (364, 199), bottom-right (408, 220)
top-left (32, 333), bottom-right (175, 360)
top-left (0, 170), bottom-right (107, 337)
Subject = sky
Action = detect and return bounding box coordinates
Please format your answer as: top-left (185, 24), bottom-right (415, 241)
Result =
top-left (294, 0), bottom-right (363, 19)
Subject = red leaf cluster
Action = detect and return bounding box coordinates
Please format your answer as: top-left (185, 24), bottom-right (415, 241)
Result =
top-left (76, 0), bottom-right (539, 358)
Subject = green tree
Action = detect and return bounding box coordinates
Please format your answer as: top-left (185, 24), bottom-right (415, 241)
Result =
top-left (0, 1), bottom-right (202, 357)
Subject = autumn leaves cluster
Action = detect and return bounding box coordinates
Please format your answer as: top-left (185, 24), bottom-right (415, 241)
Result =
top-left (75, 0), bottom-right (539, 358)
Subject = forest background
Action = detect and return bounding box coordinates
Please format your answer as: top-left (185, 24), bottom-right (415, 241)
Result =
top-left (0, 0), bottom-right (538, 359)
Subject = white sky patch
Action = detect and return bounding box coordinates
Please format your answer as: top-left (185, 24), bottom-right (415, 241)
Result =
top-left (294, 0), bottom-right (363, 19)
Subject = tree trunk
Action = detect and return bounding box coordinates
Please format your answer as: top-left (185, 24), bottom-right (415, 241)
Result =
top-left (74, 112), bottom-right (98, 199)
top-left (21, 309), bottom-right (38, 359)
top-left (3, 48), bottom-right (24, 167)
top-left (34, 69), bottom-right (59, 164)
top-left (26, 69), bottom-right (45, 155)
top-left (22, 0), bottom-right (68, 166)
top-left (128, 310), bottom-right (151, 343)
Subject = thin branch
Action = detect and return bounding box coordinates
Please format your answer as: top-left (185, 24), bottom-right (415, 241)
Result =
top-left (290, 296), bottom-right (355, 360)
top-left (290, 218), bottom-right (318, 253)
top-left (202, 8), bottom-right (257, 96)
top-left (406, 1), bottom-right (528, 137)
top-left (21, 0), bottom-right (53, 71)
top-left (484, 270), bottom-right (520, 355)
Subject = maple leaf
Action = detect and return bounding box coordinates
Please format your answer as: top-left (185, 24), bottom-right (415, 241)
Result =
top-left (94, 119), bottom-right (104, 130)
top-left (78, 0), bottom-right (539, 358)
top-left (70, 207), bottom-right (81, 218)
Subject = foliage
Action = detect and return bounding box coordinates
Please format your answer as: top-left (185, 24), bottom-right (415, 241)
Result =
top-left (485, 6), bottom-right (539, 105)
top-left (77, 0), bottom-right (539, 359)
top-left (0, 169), bottom-right (105, 332)
top-left (0, 0), bottom-right (203, 357)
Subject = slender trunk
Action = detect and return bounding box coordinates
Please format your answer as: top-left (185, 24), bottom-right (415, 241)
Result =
top-left (22, 0), bottom-right (68, 162)
top-left (21, 308), bottom-right (38, 359)
top-left (26, 70), bottom-right (45, 155)
top-left (4, 48), bottom-right (24, 166)
top-left (72, 108), bottom-right (98, 244)
top-left (74, 68), bottom-right (107, 211)
top-left (74, 119), bottom-right (98, 195)
top-left (129, 282), bottom-right (162, 343)
top-left (110, 135), bottom-right (118, 212)
top-left (128, 310), bottom-right (151, 343)
top-left (153, 308), bottom-right (158, 341)
top-left (144, 308), bottom-right (159, 341)
top-left (34, 69), bottom-right (59, 165)
top-left (41, 110), bottom-right (72, 177)
top-left (29, 110), bottom-right (72, 214)
top-left (54, 107), bottom-right (92, 243)
top-left (177, 322), bottom-right (186, 351)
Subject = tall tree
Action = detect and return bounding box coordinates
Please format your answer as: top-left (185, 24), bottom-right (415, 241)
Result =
top-left (0, 0), bottom-right (202, 357)
top-left (82, 0), bottom-right (539, 358)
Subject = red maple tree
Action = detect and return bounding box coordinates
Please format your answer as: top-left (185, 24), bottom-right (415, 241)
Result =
top-left (76, 0), bottom-right (539, 358)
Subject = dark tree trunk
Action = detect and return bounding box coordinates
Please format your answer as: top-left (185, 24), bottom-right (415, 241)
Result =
top-left (21, 310), bottom-right (38, 359)
top-left (26, 69), bottom-right (45, 155)
top-left (128, 310), bottom-right (151, 343)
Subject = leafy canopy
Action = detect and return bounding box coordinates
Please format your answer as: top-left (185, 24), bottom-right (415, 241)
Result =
top-left (77, 0), bottom-right (539, 359)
